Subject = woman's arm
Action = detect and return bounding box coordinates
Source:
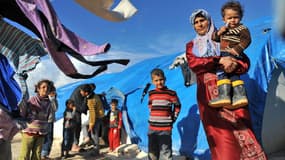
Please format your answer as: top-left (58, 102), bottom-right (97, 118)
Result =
top-left (186, 41), bottom-right (250, 75)
top-left (186, 41), bottom-right (220, 75)
top-left (234, 53), bottom-right (250, 74)
top-left (220, 54), bottom-right (250, 74)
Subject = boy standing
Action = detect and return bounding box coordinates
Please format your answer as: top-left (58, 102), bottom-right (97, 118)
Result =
top-left (107, 99), bottom-right (122, 152)
top-left (210, 0), bottom-right (251, 109)
top-left (148, 68), bottom-right (181, 160)
top-left (61, 99), bottom-right (76, 158)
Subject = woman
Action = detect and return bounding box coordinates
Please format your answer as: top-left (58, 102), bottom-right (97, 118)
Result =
top-left (19, 79), bottom-right (53, 160)
top-left (186, 9), bottom-right (267, 159)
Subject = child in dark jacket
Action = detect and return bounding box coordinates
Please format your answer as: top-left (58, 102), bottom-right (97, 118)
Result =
top-left (107, 99), bottom-right (122, 152)
top-left (61, 99), bottom-right (76, 158)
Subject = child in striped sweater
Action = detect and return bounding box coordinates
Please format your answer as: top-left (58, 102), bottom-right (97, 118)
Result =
top-left (147, 68), bottom-right (181, 160)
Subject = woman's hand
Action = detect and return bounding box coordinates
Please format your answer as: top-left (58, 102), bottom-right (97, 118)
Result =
top-left (225, 47), bottom-right (239, 56)
top-left (219, 56), bottom-right (238, 73)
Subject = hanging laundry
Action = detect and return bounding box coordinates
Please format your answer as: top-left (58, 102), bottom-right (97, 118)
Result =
top-left (169, 53), bottom-right (196, 87)
top-left (0, 54), bottom-right (22, 113)
top-left (0, 0), bottom-right (130, 79)
top-left (75, 0), bottom-right (138, 22)
top-left (0, 19), bottom-right (47, 100)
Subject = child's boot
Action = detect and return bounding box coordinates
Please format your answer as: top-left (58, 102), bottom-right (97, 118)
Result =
top-left (232, 80), bottom-right (248, 108)
top-left (209, 79), bottom-right (231, 107)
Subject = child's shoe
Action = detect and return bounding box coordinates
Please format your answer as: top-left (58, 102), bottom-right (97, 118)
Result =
top-left (231, 80), bottom-right (248, 108)
top-left (209, 79), bottom-right (232, 107)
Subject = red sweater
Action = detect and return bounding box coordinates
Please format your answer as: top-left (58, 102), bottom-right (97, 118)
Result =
top-left (148, 87), bottom-right (181, 131)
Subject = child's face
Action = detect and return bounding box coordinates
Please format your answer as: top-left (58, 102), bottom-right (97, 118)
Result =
top-left (68, 103), bottom-right (75, 110)
top-left (151, 75), bottom-right (165, 89)
top-left (223, 9), bottom-right (241, 28)
top-left (80, 90), bottom-right (88, 97)
top-left (111, 103), bottom-right (117, 110)
top-left (37, 82), bottom-right (49, 97)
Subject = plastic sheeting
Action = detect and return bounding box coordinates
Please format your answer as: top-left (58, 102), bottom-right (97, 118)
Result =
top-left (55, 17), bottom-right (285, 159)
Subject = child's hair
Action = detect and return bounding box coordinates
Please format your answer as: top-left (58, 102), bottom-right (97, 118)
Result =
top-left (89, 83), bottom-right (96, 91)
top-left (50, 85), bottom-right (56, 92)
top-left (151, 68), bottom-right (165, 79)
top-left (65, 99), bottom-right (75, 107)
top-left (34, 79), bottom-right (52, 93)
top-left (80, 84), bottom-right (92, 93)
top-left (221, 0), bottom-right (244, 19)
top-left (111, 99), bottom-right (119, 105)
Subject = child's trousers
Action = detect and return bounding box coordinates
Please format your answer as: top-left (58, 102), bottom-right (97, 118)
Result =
top-left (108, 127), bottom-right (121, 151)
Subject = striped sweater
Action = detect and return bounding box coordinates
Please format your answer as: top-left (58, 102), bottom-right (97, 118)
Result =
top-left (0, 19), bottom-right (47, 100)
top-left (212, 24), bottom-right (251, 55)
top-left (21, 95), bottom-right (51, 135)
top-left (0, 20), bottom-right (47, 73)
top-left (148, 87), bottom-right (181, 131)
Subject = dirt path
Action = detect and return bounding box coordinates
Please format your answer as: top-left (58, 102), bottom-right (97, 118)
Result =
top-left (11, 133), bottom-right (148, 160)
top-left (11, 132), bottom-right (190, 160)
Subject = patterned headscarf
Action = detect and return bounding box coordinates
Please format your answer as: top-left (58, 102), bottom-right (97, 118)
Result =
top-left (190, 9), bottom-right (220, 57)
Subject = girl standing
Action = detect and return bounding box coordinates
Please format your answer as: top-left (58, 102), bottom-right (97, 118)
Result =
top-left (19, 79), bottom-right (53, 160)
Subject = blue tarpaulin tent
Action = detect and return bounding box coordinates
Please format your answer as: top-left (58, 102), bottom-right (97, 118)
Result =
top-left (55, 17), bottom-right (285, 159)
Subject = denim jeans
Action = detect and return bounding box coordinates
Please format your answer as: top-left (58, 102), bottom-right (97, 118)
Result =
top-left (41, 122), bottom-right (54, 157)
top-left (148, 130), bottom-right (172, 160)
top-left (90, 118), bottom-right (103, 150)
top-left (0, 139), bottom-right (12, 160)
top-left (62, 128), bottom-right (73, 151)
top-left (73, 122), bottom-right (81, 145)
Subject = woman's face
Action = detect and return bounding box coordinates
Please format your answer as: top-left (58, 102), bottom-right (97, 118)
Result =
top-left (37, 82), bottom-right (49, 97)
top-left (193, 16), bottom-right (209, 36)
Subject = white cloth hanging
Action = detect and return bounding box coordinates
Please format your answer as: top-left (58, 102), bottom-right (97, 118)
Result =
top-left (75, 0), bottom-right (138, 22)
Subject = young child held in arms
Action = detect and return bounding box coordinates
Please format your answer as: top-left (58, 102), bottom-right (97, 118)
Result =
top-left (61, 99), bottom-right (76, 158)
top-left (209, 0), bottom-right (251, 109)
top-left (147, 68), bottom-right (181, 160)
top-left (107, 99), bottom-right (122, 153)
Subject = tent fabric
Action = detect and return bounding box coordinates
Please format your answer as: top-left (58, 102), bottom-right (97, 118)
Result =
top-left (55, 17), bottom-right (285, 159)
top-left (262, 68), bottom-right (285, 155)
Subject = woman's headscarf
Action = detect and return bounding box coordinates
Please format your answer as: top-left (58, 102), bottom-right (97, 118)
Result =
top-left (190, 9), bottom-right (220, 57)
